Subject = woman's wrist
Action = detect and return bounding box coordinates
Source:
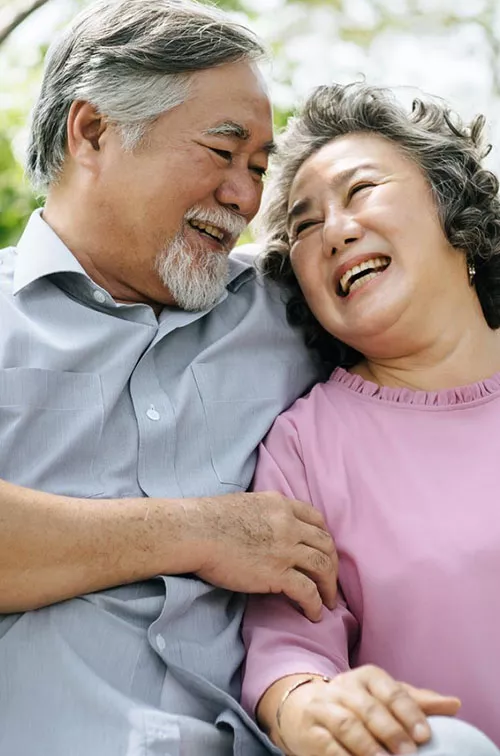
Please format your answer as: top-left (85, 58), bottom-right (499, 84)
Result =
top-left (276, 675), bottom-right (332, 754)
top-left (257, 673), bottom-right (333, 754)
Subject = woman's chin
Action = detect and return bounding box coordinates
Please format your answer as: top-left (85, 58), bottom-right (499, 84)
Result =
top-left (329, 307), bottom-right (408, 355)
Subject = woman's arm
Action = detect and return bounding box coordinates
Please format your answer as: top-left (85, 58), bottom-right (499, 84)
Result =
top-left (244, 414), bottom-right (460, 756)
top-left (242, 412), bottom-right (350, 716)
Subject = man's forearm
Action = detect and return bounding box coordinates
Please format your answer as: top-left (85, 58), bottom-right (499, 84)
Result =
top-left (0, 479), bottom-right (203, 612)
top-left (0, 482), bottom-right (337, 618)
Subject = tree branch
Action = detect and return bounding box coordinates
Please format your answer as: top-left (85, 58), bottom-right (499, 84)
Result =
top-left (0, 0), bottom-right (51, 46)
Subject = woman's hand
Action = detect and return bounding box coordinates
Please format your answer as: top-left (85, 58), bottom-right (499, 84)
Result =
top-left (261, 666), bottom-right (461, 756)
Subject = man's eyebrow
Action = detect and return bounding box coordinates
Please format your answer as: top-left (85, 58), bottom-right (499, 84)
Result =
top-left (286, 163), bottom-right (379, 229)
top-left (204, 121), bottom-right (250, 140)
top-left (204, 121), bottom-right (276, 155)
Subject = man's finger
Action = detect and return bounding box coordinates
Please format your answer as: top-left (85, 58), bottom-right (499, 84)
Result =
top-left (295, 543), bottom-right (337, 609)
top-left (282, 569), bottom-right (323, 622)
top-left (291, 498), bottom-right (329, 530)
top-left (296, 518), bottom-right (337, 557)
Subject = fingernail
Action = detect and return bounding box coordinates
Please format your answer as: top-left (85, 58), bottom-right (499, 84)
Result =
top-left (413, 723), bottom-right (430, 741)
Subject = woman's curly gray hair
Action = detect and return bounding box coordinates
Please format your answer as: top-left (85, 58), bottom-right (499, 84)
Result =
top-left (259, 82), bottom-right (500, 369)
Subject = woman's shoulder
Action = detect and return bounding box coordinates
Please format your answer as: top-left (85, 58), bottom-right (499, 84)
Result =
top-left (264, 369), bottom-right (349, 451)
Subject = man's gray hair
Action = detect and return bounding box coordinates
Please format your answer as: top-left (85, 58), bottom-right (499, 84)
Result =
top-left (26, 0), bottom-right (266, 193)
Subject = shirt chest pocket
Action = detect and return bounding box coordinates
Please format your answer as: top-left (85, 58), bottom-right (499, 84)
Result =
top-left (192, 361), bottom-right (303, 489)
top-left (0, 367), bottom-right (104, 497)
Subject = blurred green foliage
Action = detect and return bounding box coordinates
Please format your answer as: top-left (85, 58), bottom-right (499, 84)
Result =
top-left (0, 110), bottom-right (39, 247)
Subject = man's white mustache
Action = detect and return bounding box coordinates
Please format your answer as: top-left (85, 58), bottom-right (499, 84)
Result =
top-left (184, 205), bottom-right (247, 242)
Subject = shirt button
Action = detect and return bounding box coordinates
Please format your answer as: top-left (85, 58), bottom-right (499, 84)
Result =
top-left (146, 405), bottom-right (161, 421)
top-left (93, 290), bottom-right (106, 304)
top-left (156, 633), bottom-right (166, 651)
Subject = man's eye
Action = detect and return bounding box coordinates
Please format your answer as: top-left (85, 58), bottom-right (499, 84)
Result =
top-left (250, 165), bottom-right (267, 179)
top-left (210, 147), bottom-right (233, 163)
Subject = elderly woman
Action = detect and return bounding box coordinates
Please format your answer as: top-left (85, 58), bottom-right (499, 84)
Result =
top-left (241, 83), bottom-right (500, 756)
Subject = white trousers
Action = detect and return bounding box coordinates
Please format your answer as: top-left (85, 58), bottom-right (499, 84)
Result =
top-left (421, 717), bottom-right (499, 756)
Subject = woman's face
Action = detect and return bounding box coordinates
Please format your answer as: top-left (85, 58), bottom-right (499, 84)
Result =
top-left (287, 132), bottom-right (468, 357)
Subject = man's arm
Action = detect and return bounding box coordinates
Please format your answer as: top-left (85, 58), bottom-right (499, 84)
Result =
top-left (0, 479), bottom-right (337, 616)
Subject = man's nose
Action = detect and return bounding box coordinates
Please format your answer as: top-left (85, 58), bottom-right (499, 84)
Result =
top-left (215, 169), bottom-right (262, 221)
top-left (323, 211), bottom-right (363, 256)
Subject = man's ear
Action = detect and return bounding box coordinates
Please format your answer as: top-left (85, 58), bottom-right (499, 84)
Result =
top-left (66, 100), bottom-right (108, 173)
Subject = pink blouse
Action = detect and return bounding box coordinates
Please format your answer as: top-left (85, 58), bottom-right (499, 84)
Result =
top-left (242, 368), bottom-right (500, 745)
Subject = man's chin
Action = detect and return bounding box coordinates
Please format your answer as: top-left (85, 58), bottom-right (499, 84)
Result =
top-left (155, 240), bottom-right (229, 311)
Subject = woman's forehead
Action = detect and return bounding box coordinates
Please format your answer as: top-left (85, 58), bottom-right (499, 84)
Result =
top-left (288, 132), bottom-right (417, 202)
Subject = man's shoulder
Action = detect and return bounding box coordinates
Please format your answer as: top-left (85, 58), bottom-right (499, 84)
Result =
top-left (229, 243), bottom-right (285, 299)
top-left (226, 244), bottom-right (293, 325)
top-left (229, 242), bottom-right (261, 267)
top-left (225, 243), bottom-right (325, 383)
top-left (0, 245), bottom-right (17, 293)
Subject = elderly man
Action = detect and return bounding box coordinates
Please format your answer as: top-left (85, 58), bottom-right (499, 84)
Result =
top-left (0, 0), bottom-right (337, 754)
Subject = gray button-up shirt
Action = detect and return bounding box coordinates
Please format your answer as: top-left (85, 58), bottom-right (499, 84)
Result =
top-left (0, 211), bottom-right (320, 756)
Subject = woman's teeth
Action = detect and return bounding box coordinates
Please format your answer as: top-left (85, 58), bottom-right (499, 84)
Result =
top-left (339, 256), bottom-right (390, 296)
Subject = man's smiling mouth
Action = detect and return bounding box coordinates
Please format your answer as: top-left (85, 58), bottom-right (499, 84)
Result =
top-left (188, 219), bottom-right (225, 242)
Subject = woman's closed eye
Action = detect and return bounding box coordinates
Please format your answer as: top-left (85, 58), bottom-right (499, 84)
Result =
top-left (348, 181), bottom-right (375, 200)
top-left (292, 218), bottom-right (322, 240)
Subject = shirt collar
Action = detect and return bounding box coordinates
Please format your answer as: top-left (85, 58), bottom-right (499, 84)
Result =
top-left (227, 251), bottom-right (256, 292)
top-left (13, 209), bottom-right (256, 297)
top-left (13, 209), bottom-right (90, 295)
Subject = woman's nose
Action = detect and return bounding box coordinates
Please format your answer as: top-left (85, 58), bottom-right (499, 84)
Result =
top-left (323, 212), bottom-right (363, 256)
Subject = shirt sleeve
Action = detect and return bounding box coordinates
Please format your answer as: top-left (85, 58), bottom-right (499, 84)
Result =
top-left (241, 411), bottom-right (358, 717)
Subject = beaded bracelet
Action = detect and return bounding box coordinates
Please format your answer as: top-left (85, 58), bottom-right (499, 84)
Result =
top-left (276, 675), bottom-right (332, 755)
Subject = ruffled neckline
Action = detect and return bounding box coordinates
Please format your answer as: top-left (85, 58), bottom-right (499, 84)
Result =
top-left (330, 367), bottom-right (500, 407)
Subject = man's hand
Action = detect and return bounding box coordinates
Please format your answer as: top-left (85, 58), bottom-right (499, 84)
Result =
top-left (0, 481), bottom-right (335, 614)
top-left (190, 491), bottom-right (338, 621)
top-left (268, 666), bottom-right (461, 756)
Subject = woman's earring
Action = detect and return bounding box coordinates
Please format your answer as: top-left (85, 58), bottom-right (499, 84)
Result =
top-left (467, 258), bottom-right (476, 286)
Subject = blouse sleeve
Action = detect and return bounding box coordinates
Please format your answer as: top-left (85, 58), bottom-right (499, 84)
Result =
top-left (241, 411), bottom-right (359, 717)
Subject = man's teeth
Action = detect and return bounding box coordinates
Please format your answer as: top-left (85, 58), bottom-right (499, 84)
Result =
top-left (340, 256), bottom-right (390, 295)
top-left (189, 219), bottom-right (225, 241)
